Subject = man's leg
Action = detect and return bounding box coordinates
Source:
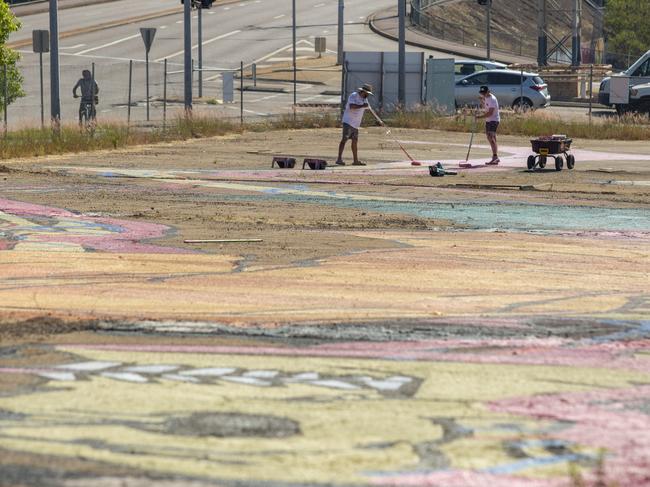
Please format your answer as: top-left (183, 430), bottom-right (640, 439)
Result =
top-left (336, 139), bottom-right (347, 165)
top-left (351, 138), bottom-right (359, 164)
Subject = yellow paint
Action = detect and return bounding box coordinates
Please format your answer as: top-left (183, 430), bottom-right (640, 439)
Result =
top-left (0, 231), bottom-right (647, 323)
top-left (0, 349), bottom-right (646, 484)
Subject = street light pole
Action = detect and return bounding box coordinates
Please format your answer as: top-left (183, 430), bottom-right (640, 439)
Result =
top-left (49, 0), bottom-right (61, 126)
top-left (486, 0), bottom-right (492, 61)
top-left (337, 0), bottom-right (344, 65)
top-left (292, 0), bottom-right (297, 109)
top-left (398, 0), bottom-right (406, 107)
top-left (183, 0), bottom-right (192, 112)
top-left (198, 3), bottom-right (203, 98)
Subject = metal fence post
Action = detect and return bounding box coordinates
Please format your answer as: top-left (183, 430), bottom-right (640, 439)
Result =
top-left (127, 60), bottom-right (133, 125)
top-left (588, 64), bottom-right (593, 123)
top-left (91, 62), bottom-right (96, 127)
top-left (3, 64), bottom-right (7, 137)
top-left (39, 52), bottom-right (44, 129)
top-left (163, 58), bottom-right (167, 129)
top-left (240, 61), bottom-right (244, 125)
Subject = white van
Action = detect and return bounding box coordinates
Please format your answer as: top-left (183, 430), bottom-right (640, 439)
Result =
top-left (599, 50), bottom-right (650, 110)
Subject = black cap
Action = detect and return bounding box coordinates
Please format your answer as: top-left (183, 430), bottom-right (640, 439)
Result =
top-left (479, 85), bottom-right (489, 94)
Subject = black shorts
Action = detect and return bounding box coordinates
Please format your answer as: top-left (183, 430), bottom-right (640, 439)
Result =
top-left (486, 121), bottom-right (499, 134)
top-left (341, 123), bottom-right (359, 141)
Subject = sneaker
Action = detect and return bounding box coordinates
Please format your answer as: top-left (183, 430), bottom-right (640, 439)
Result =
top-left (335, 159), bottom-right (345, 166)
top-left (352, 161), bottom-right (366, 166)
top-left (486, 157), bottom-right (500, 166)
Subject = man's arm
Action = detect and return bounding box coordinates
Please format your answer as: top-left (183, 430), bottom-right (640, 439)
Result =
top-left (349, 102), bottom-right (368, 109)
top-left (477, 107), bottom-right (495, 119)
top-left (72, 80), bottom-right (80, 97)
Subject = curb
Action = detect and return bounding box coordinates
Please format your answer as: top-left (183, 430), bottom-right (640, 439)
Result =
top-left (8, 0), bottom-right (239, 49)
top-left (10, 0), bottom-right (121, 16)
top-left (368, 9), bottom-right (533, 65)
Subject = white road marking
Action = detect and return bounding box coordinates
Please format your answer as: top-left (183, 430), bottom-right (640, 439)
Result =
top-left (60, 43), bottom-right (85, 50)
top-left (156, 29), bottom-right (241, 62)
top-left (176, 20), bottom-right (182, 23)
top-left (274, 14), bottom-right (285, 19)
top-left (208, 11), bottom-right (215, 14)
top-left (159, 25), bottom-right (167, 29)
top-left (314, 2), bottom-right (325, 7)
top-left (75, 33), bottom-right (141, 55)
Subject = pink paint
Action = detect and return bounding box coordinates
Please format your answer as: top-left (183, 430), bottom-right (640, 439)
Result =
top-left (0, 198), bottom-right (191, 254)
top-left (59, 338), bottom-right (650, 375)
top-left (490, 386), bottom-right (650, 486)
top-left (371, 470), bottom-right (566, 487)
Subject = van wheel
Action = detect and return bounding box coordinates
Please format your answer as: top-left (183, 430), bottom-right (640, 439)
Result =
top-left (615, 104), bottom-right (629, 115)
top-left (513, 98), bottom-right (533, 112)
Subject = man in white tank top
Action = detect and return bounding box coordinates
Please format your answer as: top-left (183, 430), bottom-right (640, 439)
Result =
top-left (335, 84), bottom-right (373, 166)
top-left (476, 85), bottom-right (500, 165)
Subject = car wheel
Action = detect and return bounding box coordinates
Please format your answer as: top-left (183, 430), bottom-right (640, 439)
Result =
top-left (615, 104), bottom-right (629, 116)
top-left (513, 98), bottom-right (533, 112)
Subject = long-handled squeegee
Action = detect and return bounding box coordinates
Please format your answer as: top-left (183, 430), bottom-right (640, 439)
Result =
top-left (368, 106), bottom-right (425, 166)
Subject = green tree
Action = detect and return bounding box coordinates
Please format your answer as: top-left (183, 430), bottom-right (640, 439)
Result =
top-left (0, 1), bottom-right (24, 113)
top-left (605, 0), bottom-right (650, 58)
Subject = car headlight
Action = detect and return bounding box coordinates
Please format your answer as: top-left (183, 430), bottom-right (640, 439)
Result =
top-left (631, 88), bottom-right (638, 96)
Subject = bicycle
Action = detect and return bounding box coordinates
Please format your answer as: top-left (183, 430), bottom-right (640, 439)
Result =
top-left (75, 95), bottom-right (97, 135)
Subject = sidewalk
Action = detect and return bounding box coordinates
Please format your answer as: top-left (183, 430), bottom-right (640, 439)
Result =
top-left (369, 7), bottom-right (534, 65)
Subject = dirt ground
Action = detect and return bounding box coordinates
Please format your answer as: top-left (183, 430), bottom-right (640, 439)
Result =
top-left (2, 127), bottom-right (649, 268)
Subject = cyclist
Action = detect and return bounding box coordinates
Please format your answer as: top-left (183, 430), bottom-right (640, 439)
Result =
top-left (73, 69), bottom-right (99, 126)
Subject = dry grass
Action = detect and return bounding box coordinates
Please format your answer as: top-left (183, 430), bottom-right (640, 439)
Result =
top-left (0, 108), bottom-right (648, 160)
top-left (0, 112), bottom-right (339, 160)
top-left (387, 106), bottom-right (650, 140)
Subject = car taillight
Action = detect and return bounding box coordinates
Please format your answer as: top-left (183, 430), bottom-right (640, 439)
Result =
top-left (531, 84), bottom-right (546, 92)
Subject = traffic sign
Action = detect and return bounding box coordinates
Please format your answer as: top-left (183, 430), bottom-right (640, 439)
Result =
top-left (140, 28), bottom-right (157, 53)
top-left (32, 30), bottom-right (50, 53)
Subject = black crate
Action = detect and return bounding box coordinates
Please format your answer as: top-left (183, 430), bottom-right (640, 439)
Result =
top-left (530, 138), bottom-right (572, 154)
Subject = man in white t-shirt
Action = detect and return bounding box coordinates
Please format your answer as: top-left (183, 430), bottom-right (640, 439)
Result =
top-left (335, 84), bottom-right (373, 166)
top-left (476, 85), bottom-right (500, 165)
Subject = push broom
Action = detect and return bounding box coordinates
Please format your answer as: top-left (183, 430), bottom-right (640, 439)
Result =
top-left (368, 106), bottom-right (425, 167)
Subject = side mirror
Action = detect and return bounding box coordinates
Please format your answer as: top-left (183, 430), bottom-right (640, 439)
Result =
top-left (461, 80), bottom-right (469, 86)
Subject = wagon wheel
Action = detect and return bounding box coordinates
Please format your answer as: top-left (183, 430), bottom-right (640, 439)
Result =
top-left (566, 154), bottom-right (575, 169)
top-left (538, 156), bottom-right (547, 169)
top-left (527, 155), bottom-right (536, 170)
top-left (555, 156), bottom-right (564, 171)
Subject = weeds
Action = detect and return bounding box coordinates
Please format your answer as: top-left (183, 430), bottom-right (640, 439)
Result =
top-left (385, 105), bottom-right (650, 140)
top-left (0, 107), bottom-right (647, 160)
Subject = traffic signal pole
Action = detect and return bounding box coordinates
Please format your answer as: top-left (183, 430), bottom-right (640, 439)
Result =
top-left (49, 0), bottom-right (61, 127)
top-left (183, 0), bottom-right (192, 112)
top-left (486, 0), bottom-right (492, 61)
top-left (398, 0), bottom-right (406, 106)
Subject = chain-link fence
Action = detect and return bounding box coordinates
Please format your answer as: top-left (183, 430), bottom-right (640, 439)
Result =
top-left (408, 0), bottom-right (634, 69)
top-left (2, 55), bottom-right (336, 131)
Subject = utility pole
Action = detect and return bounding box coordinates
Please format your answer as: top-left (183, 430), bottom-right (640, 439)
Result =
top-left (49, 0), bottom-right (61, 126)
top-left (198, 2), bottom-right (203, 98)
top-left (486, 0), bottom-right (492, 61)
top-left (184, 0), bottom-right (192, 112)
top-left (398, 0), bottom-right (406, 106)
top-left (537, 0), bottom-right (547, 66)
top-left (572, 0), bottom-right (582, 66)
top-left (292, 0), bottom-right (297, 109)
top-left (337, 0), bottom-right (344, 65)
